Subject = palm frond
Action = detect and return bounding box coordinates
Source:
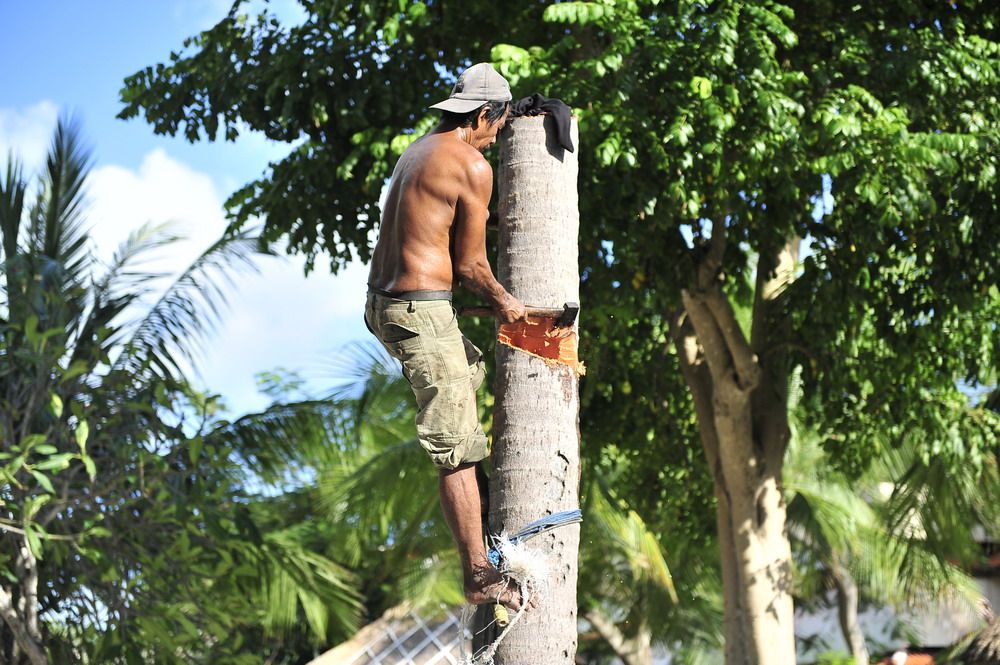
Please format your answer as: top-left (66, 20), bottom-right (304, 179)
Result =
top-left (114, 229), bottom-right (270, 380)
top-left (1, 154), bottom-right (27, 265)
top-left (257, 527), bottom-right (363, 642)
top-left (885, 456), bottom-right (993, 566)
top-left (30, 117), bottom-right (93, 296)
top-left (584, 476), bottom-right (677, 602)
top-left (323, 339), bottom-right (400, 394)
top-left (645, 558), bottom-right (725, 661)
top-left (785, 394), bottom-right (989, 624)
top-left (317, 437), bottom-right (437, 541)
top-left (216, 338), bottom-right (424, 488)
top-left (787, 471), bottom-right (878, 557)
top-left (2, 120), bottom-right (94, 335)
top-left (314, 339), bottom-right (440, 545)
top-left (207, 400), bottom-right (338, 481)
top-left (880, 536), bottom-right (983, 613)
top-left (1, 155), bottom-right (28, 330)
top-left (322, 340), bottom-right (416, 441)
top-left (66, 223), bottom-right (182, 371)
top-left (98, 221), bottom-right (180, 297)
top-left (395, 552), bottom-right (465, 611)
top-left (961, 617), bottom-right (1000, 665)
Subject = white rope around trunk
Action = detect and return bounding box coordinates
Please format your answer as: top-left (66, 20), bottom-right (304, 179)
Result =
top-left (460, 536), bottom-right (551, 665)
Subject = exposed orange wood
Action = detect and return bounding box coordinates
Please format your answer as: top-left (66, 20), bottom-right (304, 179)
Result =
top-left (497, 318), bottom-right (585, 376)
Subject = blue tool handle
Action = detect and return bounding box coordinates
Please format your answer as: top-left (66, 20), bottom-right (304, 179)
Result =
top-left (486, 509), bottom-right (583, 568)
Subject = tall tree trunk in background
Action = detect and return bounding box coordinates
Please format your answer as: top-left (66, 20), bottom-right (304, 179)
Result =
top-left (831, 554), bottom-right (869, 665)
top-left (671, 231), bottom-right (801, 665)
top-left (584, 609), bottom-right (653, 665)
top-left (489, 115), bottom-right (581, 665)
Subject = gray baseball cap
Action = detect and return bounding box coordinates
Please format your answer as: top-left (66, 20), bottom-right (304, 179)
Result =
top-left (429, 62), bottom-right (512, 113)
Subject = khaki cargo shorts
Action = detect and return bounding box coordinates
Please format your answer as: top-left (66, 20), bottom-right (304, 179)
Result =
top-left (364, 291), bottom-right (488, 469)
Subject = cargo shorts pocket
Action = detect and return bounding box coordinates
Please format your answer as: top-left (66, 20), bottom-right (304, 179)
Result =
top-left (383, 326), bottom-right (435, 391)
top-left (380, 321), bottom-right (419, 344)
top-left (462, 337), bottom-right (486, 391)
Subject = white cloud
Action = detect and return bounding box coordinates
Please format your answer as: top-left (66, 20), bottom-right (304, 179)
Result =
top-left (0, 101), bottom-right (60, 176)
top-left (204, 257), bottom-right (371, 413)
top-left (87, 148), bottom-right (228, 271)
top-left (86, 148), bottom-right (370, 416)
top-left (2, 101), bottom-right (371, 417)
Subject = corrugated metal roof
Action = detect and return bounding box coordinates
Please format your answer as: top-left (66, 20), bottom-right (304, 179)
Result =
top-left (313, 605), bottom-right (470, 665)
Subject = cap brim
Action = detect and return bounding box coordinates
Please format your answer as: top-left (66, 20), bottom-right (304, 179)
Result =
top-left (429, 97), bottom-right (491, 113)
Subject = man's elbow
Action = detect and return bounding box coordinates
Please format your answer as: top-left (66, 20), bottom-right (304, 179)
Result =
top-left (455, 261), bottom-right (483, 283)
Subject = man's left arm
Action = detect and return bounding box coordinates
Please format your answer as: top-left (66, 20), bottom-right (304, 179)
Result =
top-left (452, 160), bottom-right (525, 323)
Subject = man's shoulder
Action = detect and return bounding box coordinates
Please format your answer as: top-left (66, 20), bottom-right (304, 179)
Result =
top-left (414, 135), bottom-right (489, 175)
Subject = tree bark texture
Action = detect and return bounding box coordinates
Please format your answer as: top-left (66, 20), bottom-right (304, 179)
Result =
top-left (672, 230), bottom-right (800, 665)
top-left (489, 115), bottom-right (581, 665)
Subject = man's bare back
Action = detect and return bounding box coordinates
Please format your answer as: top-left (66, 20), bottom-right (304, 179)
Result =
top-left (368, 109), bottom-right (525, 322)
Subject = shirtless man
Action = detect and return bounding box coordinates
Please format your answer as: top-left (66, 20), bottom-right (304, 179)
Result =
top-left (365, 63), bottom-right (529, 610)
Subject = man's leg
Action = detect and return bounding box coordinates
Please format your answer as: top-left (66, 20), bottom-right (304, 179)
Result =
top-left (439, 463), bottom-right (527, 610)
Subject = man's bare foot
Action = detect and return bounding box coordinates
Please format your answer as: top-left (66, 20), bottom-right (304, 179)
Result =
top-left (465, 566), bottom-right (538, 611)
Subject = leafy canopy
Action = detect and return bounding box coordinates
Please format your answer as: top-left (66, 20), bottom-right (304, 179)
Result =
top-left (120, 0), bottom-right (1000, 477)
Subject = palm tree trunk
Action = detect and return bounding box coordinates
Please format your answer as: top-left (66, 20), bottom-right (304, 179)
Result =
top-left (584, 609), bottom-right (653, 665)
top-left (830, 554), bottom-right (869, 665)
top-left (489, 115), bottom-right (581, 665)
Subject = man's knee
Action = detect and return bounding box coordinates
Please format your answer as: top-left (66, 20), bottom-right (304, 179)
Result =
top-left (422, 431), bottom-right (489, 470)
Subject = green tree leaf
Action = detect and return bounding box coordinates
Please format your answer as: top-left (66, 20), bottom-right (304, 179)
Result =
top-left (30, 470), bottom-right (55, 494)
top-left (75, 420), bottom-right (89, 452)
top-left (50, 394), bottom-right (63, 418)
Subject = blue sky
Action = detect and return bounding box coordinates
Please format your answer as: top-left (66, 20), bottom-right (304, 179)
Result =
top-left (1, 0), bottom-right (371, 415)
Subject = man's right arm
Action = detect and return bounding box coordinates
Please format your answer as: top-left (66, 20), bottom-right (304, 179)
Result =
top-left (452, 159), bottom-right (525, 323)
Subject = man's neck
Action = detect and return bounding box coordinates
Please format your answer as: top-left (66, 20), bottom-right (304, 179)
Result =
top-left (433, 122), bottom-right (474, 146)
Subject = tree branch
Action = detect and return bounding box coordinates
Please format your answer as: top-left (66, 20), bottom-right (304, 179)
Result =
top-left (0, 584), bottom-right (47, 665)
top-left (705, 214), bottom-right (727, 283)
top-left (15, 542), bottom-right (41, 644)
top-left (38, 466), bottom-right (79, 527)
top-left (689, 215), bottom-right (729, 292)
top-left (681, 288), bottom-right (760, 396)
top-left (750, 236), bottom-right (799, 356)
top-left (680, 290), bottom-right (731, 386)
top-left (0, 521), bottom-right (79, 541)
top-left (750, 236), bottom-right (800, 468)
top-left (669, 309), bottom-right (721, 474)
top-left (702, 288), bottom-right (762, 392)
top-left (682, 216), bottom-right (760, 394)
